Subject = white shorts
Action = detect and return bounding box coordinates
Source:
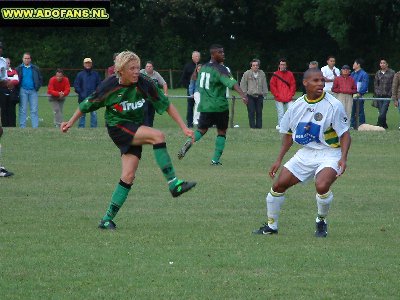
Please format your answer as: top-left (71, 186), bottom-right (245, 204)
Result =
top-left (284, 147), bottom-right (341, 182)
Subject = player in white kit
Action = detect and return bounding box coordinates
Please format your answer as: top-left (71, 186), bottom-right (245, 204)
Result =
top-left (253, 68), bottom-right (351, 237)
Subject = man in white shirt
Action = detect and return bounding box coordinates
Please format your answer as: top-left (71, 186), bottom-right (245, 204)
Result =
top-left (253, 68), bottom-right (351, 238)
top-left (321, 56), bottom-right (340, 94)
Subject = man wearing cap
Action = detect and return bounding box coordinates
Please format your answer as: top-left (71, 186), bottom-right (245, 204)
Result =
top-left (73, 58), bottom-right (101, 128)
top-left (332, 65), bottom-right (357, 118)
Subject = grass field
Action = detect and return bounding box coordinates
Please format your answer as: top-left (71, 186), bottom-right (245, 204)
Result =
top-left (1, 88), bottom-right (400, 299)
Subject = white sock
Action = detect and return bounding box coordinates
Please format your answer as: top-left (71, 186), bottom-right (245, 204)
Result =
top-left (316, 190), bottom-right (333, 221)
top-left (266, 188), bottom-right (285, 230)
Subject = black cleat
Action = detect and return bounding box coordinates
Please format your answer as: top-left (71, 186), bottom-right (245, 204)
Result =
top-left (178, 140), bottom-right (192, 160)
top-left (315, 219), bottom-right (328, 237)
top-left (98, 219), bottom-right (117, 230)
top-left (0, 167), bottom-right (14, 177)
top-left (170, 180), bottom-right (196, 197)
top-left (210, 160), bottom-right (222, 166)
top-left (252, 223), bottom-right (278, 235)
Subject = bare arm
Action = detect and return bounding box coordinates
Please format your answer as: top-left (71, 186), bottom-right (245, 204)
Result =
top-left (337, 131), bottom-right (351, 176)
top-left (60, 107), bottom-right (83, 132)
top-left (269, 134), bottom-right (293, 178)
top-left (162, 83), bottom-right (168, 96)
top-left (166, 103), bottom-right (194, 140)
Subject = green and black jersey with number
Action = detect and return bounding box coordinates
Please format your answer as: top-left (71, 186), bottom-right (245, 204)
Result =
top-left (79, 74), bottom-right (170, 126)
top-left (196, 62), bottom-right (237, 112)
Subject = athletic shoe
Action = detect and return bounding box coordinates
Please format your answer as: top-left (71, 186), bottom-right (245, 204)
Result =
top-left (98, 219), bottom-right (117, 230)
top-left (315, 219), bottom-right (328, 237)
top-left (177, 140), bottom-right (192, 160)
top-left (170, 180), bottom-right (196, 197)
top-left (210, 160), bottom-right (222, 166)
top-left (252, 223), bottom-right (278, 235)
top-left (0, 167), bottom-right (14, 177)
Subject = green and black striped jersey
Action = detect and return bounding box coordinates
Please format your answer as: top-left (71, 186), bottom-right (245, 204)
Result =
top-left (79, 74), bottom-right (170, 126)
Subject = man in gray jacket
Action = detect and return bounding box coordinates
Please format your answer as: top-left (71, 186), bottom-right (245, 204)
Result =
top-left (240, 59), bottom-right (268, 128)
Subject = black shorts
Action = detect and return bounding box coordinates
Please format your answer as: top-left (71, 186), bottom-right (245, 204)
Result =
top-left (107, 123), bottom-right (142, 159)
top-left (198, 110), bottom-right (229, 130)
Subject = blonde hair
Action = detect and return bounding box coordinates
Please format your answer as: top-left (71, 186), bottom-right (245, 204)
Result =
top-left (114, 51), bottom-right (141, 78)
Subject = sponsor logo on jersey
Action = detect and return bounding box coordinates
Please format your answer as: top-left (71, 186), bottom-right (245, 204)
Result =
top-left (295, 122), bottom-right (321, 145)
top-left (113, 99), bottom-right (145, 112)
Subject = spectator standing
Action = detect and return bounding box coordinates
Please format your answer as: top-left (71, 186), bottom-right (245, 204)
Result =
top-left (15, 52), bottom-right (43, 128)
top-left (107, 52), bottom-right (119, 78)
top-left (321, 56), bottom-right (340, 94)
top-left (373, 59), bottom-right (395, 129)
top-left (73, 58), bottom-right (101, 128)
top-left (180, 51), bottom-right (201, 128)
top-left (188, 64), bottom-right (202, 126)
top-left (253, 68), bottom-right (351, 237)
top-left (47, 69), bottom-right (70, 128)
top-left (350, 58), bottom-right (369, 128)
top-left (177, 44), bottom-right (248, 165)
top-left (270, 59), bottom-right (296, 130)
top-left (140, 61), bottom-right (168, 127)
top-left (240, 59), bottom-right (268, 129)
top-left (332, 65), bottom-right (357, 118)
top-left (391, 71), bottom-right (400, 130)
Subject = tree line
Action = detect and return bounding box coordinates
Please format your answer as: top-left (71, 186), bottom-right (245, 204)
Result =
top-left (1, 0), bottom-right (399, 87)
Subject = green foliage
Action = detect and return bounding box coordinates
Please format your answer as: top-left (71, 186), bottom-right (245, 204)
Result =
top-left (1, 0), bottom-right (400, 73)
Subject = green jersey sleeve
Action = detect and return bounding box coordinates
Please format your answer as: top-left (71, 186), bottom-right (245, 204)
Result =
top-left (215, 64), bottom-right (237, 89)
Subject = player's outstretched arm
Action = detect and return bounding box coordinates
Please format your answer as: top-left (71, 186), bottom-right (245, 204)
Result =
top-left (166, 103), bottom-right (194, 141)
top-left (337, 131), bottom-right (351, 176)
top-left (60, 107), bottom-right (83, 133)
top-left (269, 134), bottom-right (293, 178)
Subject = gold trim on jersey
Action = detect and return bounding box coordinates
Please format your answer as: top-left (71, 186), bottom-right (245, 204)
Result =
top-left (324, 126), bottom-right (340, 148)
top-left (304, 92), bottom-right (325, 104)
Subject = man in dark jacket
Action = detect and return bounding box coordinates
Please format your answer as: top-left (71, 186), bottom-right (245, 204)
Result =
top-left (73, 57), bottom-right (101, 128)
top-left (15, 52), bottom-right (43, 128)
top-left (180, 51), bottom-right (200, 128)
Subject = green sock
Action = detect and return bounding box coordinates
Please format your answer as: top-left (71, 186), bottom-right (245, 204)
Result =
top-left (212, 135), bottom-right (226, 163)
top-left (194, 130), bottom-right (204, 142)
top-left (153, 143), bottom-right (178, 190)
top-left (102, 180), bottom-right (132, 221)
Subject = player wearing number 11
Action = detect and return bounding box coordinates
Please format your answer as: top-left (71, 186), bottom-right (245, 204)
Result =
top-left (178, 44), bottom-right (248, 165)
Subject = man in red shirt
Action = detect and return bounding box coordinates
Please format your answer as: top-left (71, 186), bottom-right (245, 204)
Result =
top-left (47, 69), bottom-right (70, 127)
top-left (332, 65), bottom-right (357, 118)
top-left (270, 59), bottom-right (296, 130)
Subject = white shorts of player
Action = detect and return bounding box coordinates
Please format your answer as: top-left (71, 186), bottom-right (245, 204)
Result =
top-left (284, 147), bottom-right (342, 182)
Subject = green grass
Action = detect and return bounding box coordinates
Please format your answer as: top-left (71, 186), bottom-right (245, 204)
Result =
top-left (1, 88), bottom-right (400, 299)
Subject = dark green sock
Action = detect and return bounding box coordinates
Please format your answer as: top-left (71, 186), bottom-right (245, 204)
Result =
top-left (153, 143), bottom-right (178, 189)
top-left (194, 130), bottom-right (204, 142)
top-left (212, 135), bottom-right (226, 163)
top-left (102, 180), bottom-right (132, 221)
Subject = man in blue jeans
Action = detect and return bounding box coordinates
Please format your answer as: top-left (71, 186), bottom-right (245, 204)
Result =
top-left (351, 58), bottom-right (369, 128)
top-left (15, 52), bottom-right (42, 128)
top-left (73, 57), bottom-right (101, 128)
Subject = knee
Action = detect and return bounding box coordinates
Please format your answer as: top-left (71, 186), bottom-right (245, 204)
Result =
top-left (153, 130), bottom-right (165, 144)
top-left (121, 171), bottom-right (135, 185)
top-left (272, 182), bottom-right (287, 194)
top-left (315, 181), bottom-right (331, 195)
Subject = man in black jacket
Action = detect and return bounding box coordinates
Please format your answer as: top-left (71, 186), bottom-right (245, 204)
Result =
top-left (180, 51), bottom-right (200, 128)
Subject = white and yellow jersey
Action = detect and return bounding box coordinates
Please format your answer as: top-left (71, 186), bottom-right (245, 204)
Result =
top-left (279, 92), bottom-right (349, 150)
